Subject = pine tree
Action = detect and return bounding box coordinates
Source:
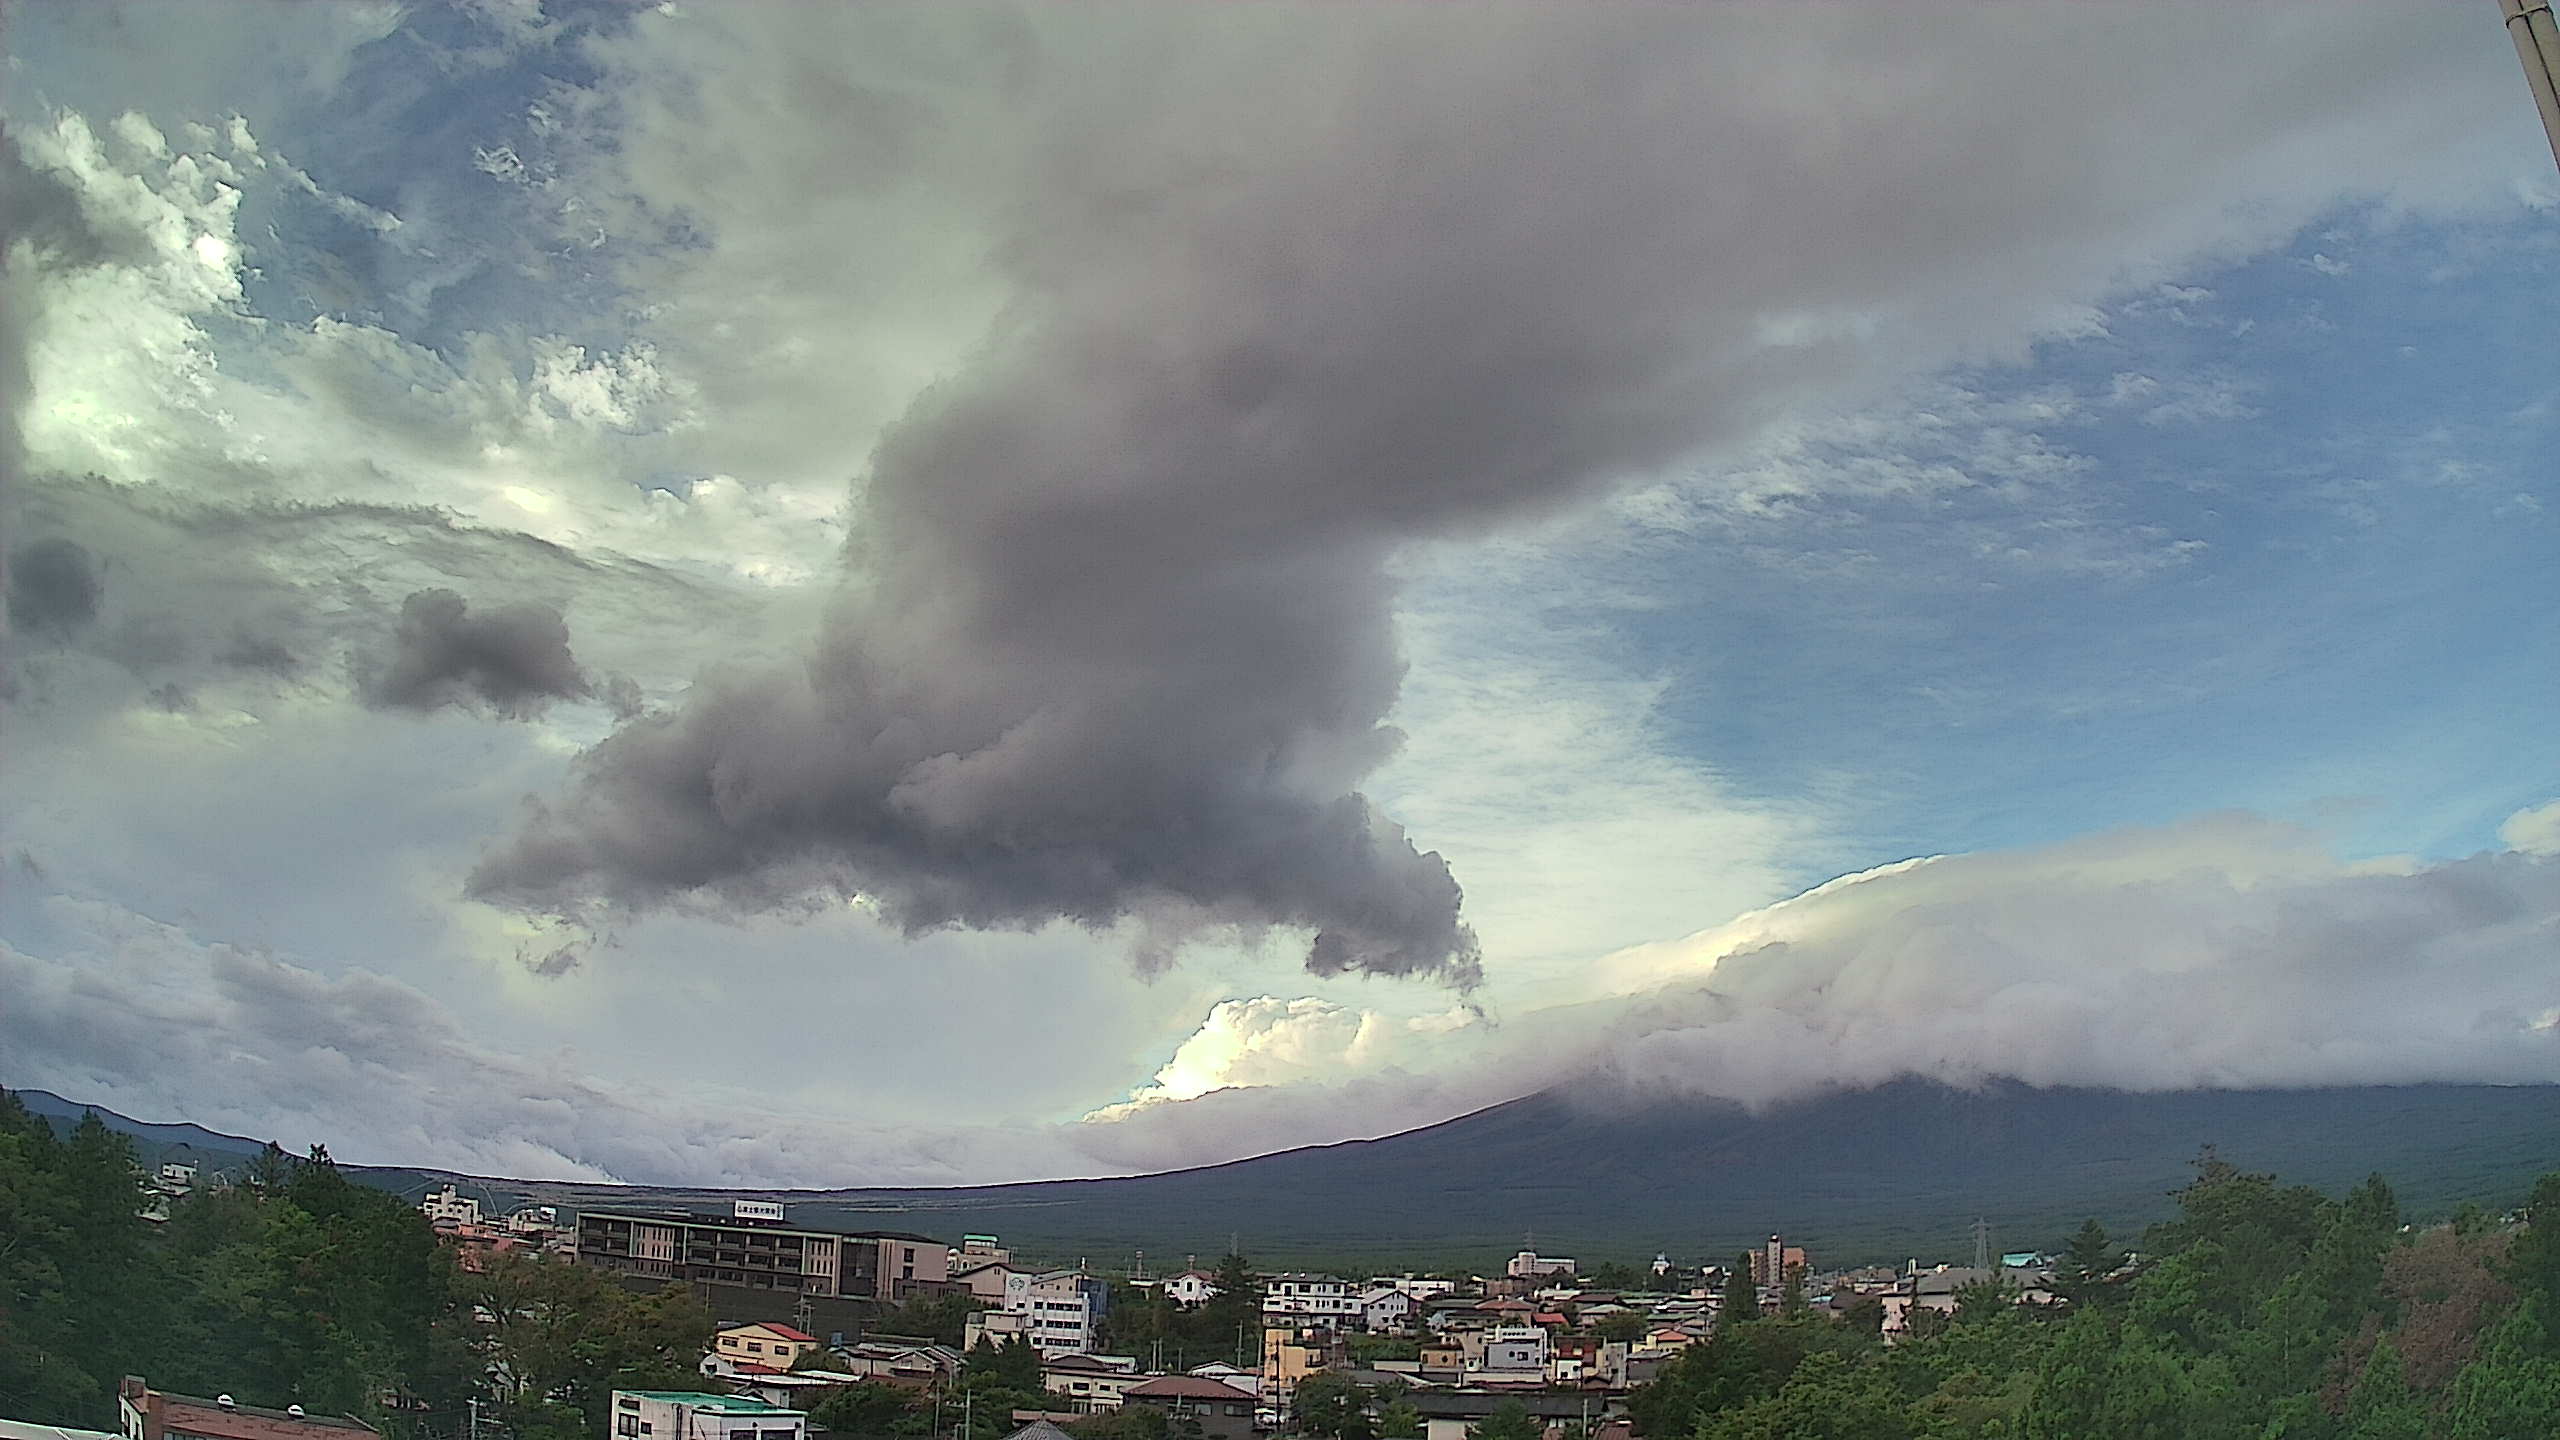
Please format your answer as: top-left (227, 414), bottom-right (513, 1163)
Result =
top-left (1722, 1253), bottom-right (1759, 1326)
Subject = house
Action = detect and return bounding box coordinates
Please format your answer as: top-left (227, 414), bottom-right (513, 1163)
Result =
top-left (577, 1202), bottom-right (947, 1300)
top-left (711, 1323), bottom-right (822, 1374)
top-left (116, 1381), bottom-right (378, 1440)
top-left (831, 1341), bottom-right (962, 1385)
top-left (1, 1418), bottom-right (120, 1440)
top-left (1122, 1377), bottom-right (1257, 1440)
top-left (1547, 1334), bottom-right (1601, 1384)
top-left (955, 1235), bottom-right (1013, 1268)
top-left (1184, 1363), bottom-right (1261, 1399)
top-left (1405, 1391), bottom-right (1617, 1440)
top-left (609, 1393), bottom-right (804, 1440)
top-left (1040, 1355), bottom-right (1145, 1414)
top-left (1878, 1264), bottom-right (2059, 1336)
top-left (1356, 1287), bottom-right (1413, 1333)
top-left (1161, 1269), bottom-right (1221, 1307)
top-left (724, 1375), bottom-right (878, 1410)
top-left (1382, 1276), bottom-right (1459, 1303)
top-left (1417, 1341), bottom-right (1465, 1383)
top-left (997, 1423), bottom-right (1078, 1440)
top-left (432, 1220), bottom-right (532, 1274)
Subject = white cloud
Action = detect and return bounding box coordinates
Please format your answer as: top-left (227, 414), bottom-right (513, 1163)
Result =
top-left (1578, 815), bottom-right (2560, 1104)
top-left (2504, 798), bottom-right (2560, 857)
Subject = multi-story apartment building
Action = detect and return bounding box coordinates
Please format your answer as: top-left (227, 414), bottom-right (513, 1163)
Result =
top-left (575, 1200), bottom-right (945, 1299)
top-left (1262, 1273), bottom-right (1360, 1320)
top-left (990, 1268), bottom-right (1111, 1354)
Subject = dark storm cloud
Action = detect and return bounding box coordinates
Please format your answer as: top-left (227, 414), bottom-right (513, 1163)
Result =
top-left (7, 537), bottom-right (101, 635)
top-left (2, 126), bottom-right (115, 664)
top-left (362, 587), bottom-right (598, 719)
top-left (473, 7), bottom-right (2510, 982)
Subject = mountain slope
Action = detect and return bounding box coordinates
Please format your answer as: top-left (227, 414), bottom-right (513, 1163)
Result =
top-left (356, 1080), bottom-right (2560, 1269)
top-left (15, 1088), bottom-right (274, 1160)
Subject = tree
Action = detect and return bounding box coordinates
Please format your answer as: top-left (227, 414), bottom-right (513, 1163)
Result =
top-left (1290, 1373), bottom-right (1374, 1440)
top-left (2053, 1219), bottom-right (2122, 1305)
top-left (2507, 1171), bottom-right (2560, 1347)
top-left (1595, 1312), bottom-right (1648, 1344)
top-left (1951, 1274), bottom-right (2014, 1327)
top-left (1377, 1400), bottom-right (1423, 1440)
top-left (2441, 1300), bottom-right (2560, 1439)
top-left (1579, 1260), bottom-right (1643, 1292)
top-left (1722, 1254), bottom-right (1759, 1326)
top-left (2339, 1339), bottom-right (2424, 1440)
top-left (964, 1334), bottom-right (1043, 1394)
top-left (1465, 1400), bottom-right (1540, 1440)
top-left (467, 1249), bottom-right (711, 1437)
top-left (1778, 1265), bottom-right (1808, 1320)
top-left (810, 1381), bottom-right (916, 1436)
top-left (897, 1289), bottom-right (989, 1347)
top-left (1693, 1351), bottom-right (1913, 1440)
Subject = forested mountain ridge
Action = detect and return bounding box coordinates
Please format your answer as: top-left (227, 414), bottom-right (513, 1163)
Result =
top-left (343, 1081), bottom-right (2560, 1269)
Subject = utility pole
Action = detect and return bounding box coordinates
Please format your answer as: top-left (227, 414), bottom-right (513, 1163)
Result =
top-left (2504, 0), bottom-right (2560, 173)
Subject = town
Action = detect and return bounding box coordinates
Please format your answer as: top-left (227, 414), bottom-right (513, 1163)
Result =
top-left (82, 1180), bottom-right (2086, 1440)
top-left (7, 1094), bottom-right (2558, 1440)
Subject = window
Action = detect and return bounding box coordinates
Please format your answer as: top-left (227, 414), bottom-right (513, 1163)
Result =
top-left (618, 1419), bottom-right (639, 1437)
top-left (620, 1400), bottom-right (642, 1411)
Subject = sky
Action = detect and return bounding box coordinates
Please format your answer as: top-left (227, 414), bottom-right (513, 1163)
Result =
top-left (1, 1), bottom-right (2556, 1188)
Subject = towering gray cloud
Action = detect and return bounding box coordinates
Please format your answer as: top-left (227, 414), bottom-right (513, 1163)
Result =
top-left (2, 125), bottom-right (110, 663)
top-left (472, 7), bottom-right (2516, 981)
top-left (362, 587), bottom-right (601, 720)
top-left (6, 537), bottom-right (100, 635)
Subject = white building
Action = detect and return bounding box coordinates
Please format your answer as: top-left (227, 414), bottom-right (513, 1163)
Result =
top-left (990, 1269), bottom-right (1112, 1355)
top-left (419, 1185), bottom-right (482, 1226)
top-left (503, 1204), bottom-right (562, 1235)
top-left (1263, 1274), bottom-right (1360, 1320)
top-left (1187, 1362), bottom-right (1262, 1399)
top-left (611, 1392), bottom-right (804, 1440)
top-left (1384, 1277), bottom-right (1458, 1303)
top-left (1475, 1326), bottom-right (1550, 1379)
top-left (1505, 1252), bottom-right (1575, 1281)
top-left (1356, 1287), bottom-right (1414, 1333)
top-left (1162, 1269), bottom-right (1222, 1307)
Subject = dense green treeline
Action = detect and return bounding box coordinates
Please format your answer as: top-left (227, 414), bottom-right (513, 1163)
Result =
top-left (0, 1091), bottom-right (709, 1440)
top-left (1628, 1154), bottom-right (2560, 1439)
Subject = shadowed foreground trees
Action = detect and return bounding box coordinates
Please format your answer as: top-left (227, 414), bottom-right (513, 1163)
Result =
top-left (1628, 1154), bottom-right (2560, 1440)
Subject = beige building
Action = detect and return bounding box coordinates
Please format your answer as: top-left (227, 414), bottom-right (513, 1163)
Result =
top-left (712, 1323), bottom-right (822, 1373)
